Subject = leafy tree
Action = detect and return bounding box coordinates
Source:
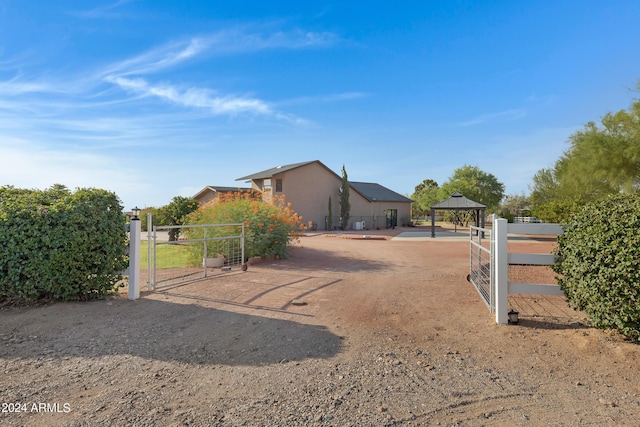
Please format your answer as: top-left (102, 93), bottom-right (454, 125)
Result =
top-left (529, 167), bottom-right (560, 209)
top-left (139, 207), bottom-right (158, 232)
top-left (439, 165), bottom-right (505, 211)
top-left (533, 196), bottom-right (587, 224)
top-left (411, 179), bottom-right (439, 216)
top-left (563, 105), bottom-right (640, 195)
top-left (499, 193), bottom-right (529, 216)
top-left (497, 193), bottom-right (529, 222)
top-left (339, 165), bottom-right (350, 230)
top-left (157, 196), bottom-right (199, 241)
top-left (530, 85), bottom-right (640, 221)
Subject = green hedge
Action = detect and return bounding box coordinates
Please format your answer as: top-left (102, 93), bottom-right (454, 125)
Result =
top-left (553, 194), bottom-right (640, 341)
top-left (0, 185), bottom-right (128, 302)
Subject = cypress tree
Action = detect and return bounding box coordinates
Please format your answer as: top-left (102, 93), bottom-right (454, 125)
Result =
top-left (339, 165), bottom-right (350, 230)
top-left (327, 195), bottom-right (333, 230)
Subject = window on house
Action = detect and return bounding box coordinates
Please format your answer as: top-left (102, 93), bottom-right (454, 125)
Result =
top-left (263, 179), bottom-right (272, 190)
top-left (275, 179), bottom-right (283, 192)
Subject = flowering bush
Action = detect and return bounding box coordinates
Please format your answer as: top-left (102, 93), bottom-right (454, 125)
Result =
top-left (186, 192), bottom-right (304, 260)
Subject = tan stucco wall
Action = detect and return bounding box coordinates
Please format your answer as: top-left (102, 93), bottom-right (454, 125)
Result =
top-left (258, 162), bottom-right (411, 230)
top-left (349, 197), bottom-right (412, 228)
top-left (267, 162), bottom-right (341, 229)
top-left (195, 190), bottom-right (217, 205)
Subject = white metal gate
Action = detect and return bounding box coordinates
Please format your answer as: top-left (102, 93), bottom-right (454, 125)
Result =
top-left (149, 223), bottom-right (246, 290)
top-left (469, 217), bottom-right (564, 324)
top-left (468, 226), bottom-right (494, 312)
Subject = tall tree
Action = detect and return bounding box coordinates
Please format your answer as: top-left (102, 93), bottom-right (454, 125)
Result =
top-left (410, 179), bottom-right (439, 216)
top-left (339, 165), bottom-right (350, 230)
top-left (439, 165), bottom-right (505, 211)
top-left (529, 167), bottom-right (560, 208)
top-left (157, 196), bottom-right (199, 241)
top-left (499, 193), bottom-right (530, 220)
top-left (529, 86), bottom-right (640, 221)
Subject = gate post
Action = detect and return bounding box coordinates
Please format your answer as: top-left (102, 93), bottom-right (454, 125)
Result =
top-left (147, 212), bottom-right (152, 291)
top-left (128, 215), bottom-right (141, 300)
top-left (494, 218), bottom-right (509, 324)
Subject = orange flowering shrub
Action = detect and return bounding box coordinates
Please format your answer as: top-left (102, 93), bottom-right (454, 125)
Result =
top-left (186, 192), bottom-right (304, 259)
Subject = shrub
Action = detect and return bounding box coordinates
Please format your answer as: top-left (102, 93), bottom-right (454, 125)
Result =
top-left (157, 196), bottom-right (199, 241)
top-left (139, 206), bottom-right (158, 231)
top-left (0, 185), bottom-right (128, 302)
top-left (186, 192), bottom-right (304, 260)
top-left (553, 194), bottom-right (640, 341)
top-left (532, 196), bottom-right (586, 224)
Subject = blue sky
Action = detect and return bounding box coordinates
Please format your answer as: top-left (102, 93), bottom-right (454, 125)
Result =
top-left (2, 1), bottom-right (640, 210)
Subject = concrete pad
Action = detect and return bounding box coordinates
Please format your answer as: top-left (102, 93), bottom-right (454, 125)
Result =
top-left (391, 231), bottom-right (469, 241)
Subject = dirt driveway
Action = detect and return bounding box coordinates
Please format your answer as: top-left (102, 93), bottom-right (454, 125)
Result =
top-left (1, 228), bottom-right (639, 426)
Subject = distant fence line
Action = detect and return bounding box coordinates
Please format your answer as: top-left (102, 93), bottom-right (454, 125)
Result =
top-left (323, 215), bottom-right (390, 231)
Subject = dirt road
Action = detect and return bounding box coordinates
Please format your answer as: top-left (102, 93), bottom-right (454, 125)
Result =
top-left (1, 228), bottom-right (638, 426)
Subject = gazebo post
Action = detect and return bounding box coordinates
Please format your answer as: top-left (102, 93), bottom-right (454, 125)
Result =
top-left (431, 208), bottom-right (435, 238)
top-left (431, 192), bottom-right (486, 239)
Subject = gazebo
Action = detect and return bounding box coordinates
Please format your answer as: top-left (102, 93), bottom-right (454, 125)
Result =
top-left (430, 192), bottom-right (486, 238)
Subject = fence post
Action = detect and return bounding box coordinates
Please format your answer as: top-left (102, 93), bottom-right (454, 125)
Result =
top-left (494, 217), bottom-right (509, 324)
top-left (147, 212), bottom-right (152, 291)
top-left (128, 217), bottom-right (141, 300)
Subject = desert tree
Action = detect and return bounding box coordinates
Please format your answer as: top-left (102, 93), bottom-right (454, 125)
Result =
top-left (529, 83), bottom-right (640, 221)
top-left (410, 179), bottom-right (439, 216)
top-left (439, 165), bottom-right (505, 211)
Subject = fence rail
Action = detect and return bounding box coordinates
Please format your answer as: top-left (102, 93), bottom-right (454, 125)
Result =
top-left (469, 226), bottom-right (493, 311)
top-left (324, 215), bottom-right (389, 231)
top-left (493, 218), bottom-right (563, 324)
top-left (149, 223), bottom-right (245, 290)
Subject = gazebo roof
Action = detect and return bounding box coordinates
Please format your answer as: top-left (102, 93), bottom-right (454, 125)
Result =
top-left (431, 192), bottom-right (486, 210)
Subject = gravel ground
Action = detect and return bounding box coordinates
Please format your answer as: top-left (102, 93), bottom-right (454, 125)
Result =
top-left (1, 227), bottom-right (639, 426)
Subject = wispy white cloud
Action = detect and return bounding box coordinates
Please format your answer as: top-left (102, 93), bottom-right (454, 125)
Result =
top-left (105, 75), bottom-right (274, 116)
top-left (0, 75), bottom-right (60, 96)
top-left (458, 108), bottom-right (526, 127)
top-left (69, 0), bottom-right (135, 19)
top-left (101, 27), bottom-right (338, 77)
top-left (100, 38), bottom-right (210, 77)
top-left (92, 25), bottom-right (342, 121)
top-left (276, 91), bottom-right (368, 107)
top-left (238, 28), bottom-right (339, 50)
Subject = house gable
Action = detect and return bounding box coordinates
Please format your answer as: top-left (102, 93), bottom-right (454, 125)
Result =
top-left (235, 160), bottom-right (412, 230)
top-left (193, 185), bottom-right (254, 205)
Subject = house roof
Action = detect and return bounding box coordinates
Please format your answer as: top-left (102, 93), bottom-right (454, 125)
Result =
top-left (348, 181), bottom-right (413, 203)
top-left (431, 192), bottom-right (485, 209)
top-left (236, 160), bottom-right (324, 181)
top-left (193, 185), bottom-right (253, 200)
top-left (236, 160), bottom-right (411, 204)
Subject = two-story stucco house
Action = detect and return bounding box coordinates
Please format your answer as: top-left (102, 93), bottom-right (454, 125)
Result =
top-left (234, 160), bottom-right (412, 230)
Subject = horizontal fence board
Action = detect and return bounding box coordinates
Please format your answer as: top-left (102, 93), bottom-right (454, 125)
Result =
top-left (508, 282), bottom-right (564, 296)
top-left (507, 223), bottom-right (563, 235)
top-left (508, 253), bottom-right (559, 266)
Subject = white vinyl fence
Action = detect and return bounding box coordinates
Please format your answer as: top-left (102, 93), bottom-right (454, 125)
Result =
top-left (472, 217), bottom-right (564, 324)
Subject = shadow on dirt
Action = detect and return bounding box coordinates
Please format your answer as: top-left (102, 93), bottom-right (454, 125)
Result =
top-left (514, 317), bottom-right (590, 330)
top-left (0, 298), bottom-right (344, 366)
top-left (275, 245), bottom-right (393, 273)
top-left (157, 272), bottom-right (342, 314)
